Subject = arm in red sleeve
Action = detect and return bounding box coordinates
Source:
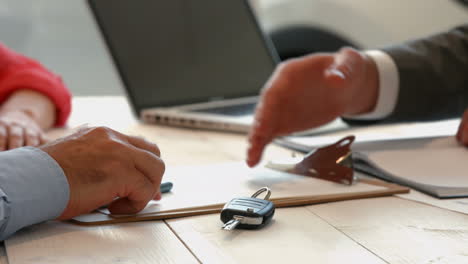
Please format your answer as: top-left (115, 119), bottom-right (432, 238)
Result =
top-left (0, 43), bottom-right (71, 126)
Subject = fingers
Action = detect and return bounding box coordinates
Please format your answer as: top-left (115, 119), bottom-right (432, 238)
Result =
top-left (0, 120), bottom-right (44, 150)
top-left (153, 192), bottom-right (162, 201)
top-left (457, 109), bottom-right (468, 146)
top-left (247, 78), bottom-right (279, 167)
top-left (108, 174), bottom-right (156, 215)
top-left (247, 103), bottom-right (275, 167)
top-left (247, 61), bottom-right (302, 167)
top-left (246, 64), bottom-right (295, 167)
top-left (0, 126), bottom-right (6, 151)
top-left (8, 125), bottom-right (24, 149)
top-left (47, 126), bottom-right (168, 219)
top-left (132, 147), bottom-right (165, 188)
top-left (25, 130), bottom-right (43, 147)
top-left (39, 133), bottom-right (49, 145)
top-left (111, 132), bottom-right (165, 214)
top-left (5, 126), bottom-right (43, 150)
top-left (247, 132), bottom-right (273, 168)
top-left (246, 54), bottom-right (339, 167)
top-left (109, 150), bottom-right (165, 214)
top-left (134, 148), bottom-right (165, 202)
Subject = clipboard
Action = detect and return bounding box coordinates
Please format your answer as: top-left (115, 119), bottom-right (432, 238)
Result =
top-left (71, 164), bottom-right (408, 226)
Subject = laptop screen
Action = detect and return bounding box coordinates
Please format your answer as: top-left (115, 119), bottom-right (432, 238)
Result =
top-left (89, 0), bottom-right (279, 114)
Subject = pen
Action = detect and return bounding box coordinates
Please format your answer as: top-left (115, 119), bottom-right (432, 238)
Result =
top-left (160, 182), bottom-right (173, 193)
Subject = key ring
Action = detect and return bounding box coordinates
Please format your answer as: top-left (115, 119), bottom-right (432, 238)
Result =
top-left (251, 187), bottom-right (272, 200)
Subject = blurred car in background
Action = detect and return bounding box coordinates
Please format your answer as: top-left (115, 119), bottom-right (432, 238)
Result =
top-left (251, 0), bottom-right (468, 60)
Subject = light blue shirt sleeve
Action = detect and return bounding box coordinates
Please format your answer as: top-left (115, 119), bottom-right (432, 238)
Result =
top-left (0, 147), bottom-right (69, 241)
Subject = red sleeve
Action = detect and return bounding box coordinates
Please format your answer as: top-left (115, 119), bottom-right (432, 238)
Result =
top-left (0, 43), bottom-right (71, 126)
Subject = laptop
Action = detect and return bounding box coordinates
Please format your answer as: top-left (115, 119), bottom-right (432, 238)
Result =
top-left (88, 0), bottom-right (278, 133)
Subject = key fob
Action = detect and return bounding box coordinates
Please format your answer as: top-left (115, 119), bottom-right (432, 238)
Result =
top-left (221, 188), bottom-right (275, 230)
top-left (221, 197), bottom-right (275, 230)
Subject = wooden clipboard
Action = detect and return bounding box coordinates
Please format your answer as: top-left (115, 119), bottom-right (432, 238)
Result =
top-left (71, 136), bottom-right (409, 226)
top-left (71, 177), bottom-right (408, 226)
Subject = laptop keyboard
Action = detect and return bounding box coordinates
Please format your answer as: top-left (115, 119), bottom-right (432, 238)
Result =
top-left (191, 102), bottom-right (257, 116)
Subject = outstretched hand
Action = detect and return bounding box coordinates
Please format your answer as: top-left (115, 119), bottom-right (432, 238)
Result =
top-left (247, 48), bottom-right (379, 167)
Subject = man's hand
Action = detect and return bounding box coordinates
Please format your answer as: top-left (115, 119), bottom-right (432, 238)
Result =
top-left (247, 48), bottom-right (379, 167)
top-left (457, 109), bottom-right (468, 146)
top-left (40, 126), bottom-right (165, 219)
top-left (0, 109), bottom-right (47, 150)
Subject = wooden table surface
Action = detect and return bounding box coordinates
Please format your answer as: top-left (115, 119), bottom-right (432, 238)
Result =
top-left (4, 96), bottom-right (468, 264)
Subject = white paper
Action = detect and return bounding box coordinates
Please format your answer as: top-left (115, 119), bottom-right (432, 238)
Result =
top-left (361, 136), bottom-right (468, 215)
top-left (99, 163), bottom-right (384, 217)
top-left (283, 119), bottom-right (459, 149)
top-left (367, 137), bottom-right (468, 187)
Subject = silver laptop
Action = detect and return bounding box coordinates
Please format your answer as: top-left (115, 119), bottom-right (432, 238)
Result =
top-left (89, 0), bottom-right (278, 133)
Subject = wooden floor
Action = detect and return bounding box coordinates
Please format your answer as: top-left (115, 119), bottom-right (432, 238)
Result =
top-left (4, 97), bottom-right (468, 264)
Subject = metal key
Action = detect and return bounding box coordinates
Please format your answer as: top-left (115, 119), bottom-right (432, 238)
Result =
top-left (221, 187), bottom-right (275, 230)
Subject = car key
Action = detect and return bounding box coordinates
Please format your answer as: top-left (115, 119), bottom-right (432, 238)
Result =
top-left (221, 187), bottom-right (275, 230)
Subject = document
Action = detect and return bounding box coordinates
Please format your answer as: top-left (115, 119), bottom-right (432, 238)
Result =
top-left (277, 119), bottom-right (459, 152)
top-left (99, 163), bottom-right (384, 217)
top-left (72, 163), bottom-right (406, 225)
top-left (275, 117), bottom-right (468, 214)
top-left (355, 136), bottom-right (468, 198)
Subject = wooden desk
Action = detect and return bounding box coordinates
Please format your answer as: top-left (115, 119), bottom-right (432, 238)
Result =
top-left (5, 96), bottom-right (468, 264)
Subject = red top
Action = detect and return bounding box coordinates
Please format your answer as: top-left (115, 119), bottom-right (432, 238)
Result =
top-left (0, 44), bottom-right (71, 126)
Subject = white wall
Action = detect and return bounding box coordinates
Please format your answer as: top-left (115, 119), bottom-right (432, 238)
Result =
top-left (0, 0), bottom-right (124, 96)
top-left (1, 1), bottom-right (468, 96)
top-left (257, 0), bottom-right (468, 48)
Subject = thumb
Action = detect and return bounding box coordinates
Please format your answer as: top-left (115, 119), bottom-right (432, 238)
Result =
top-left (324, 47), bottom-right (363, 89)
top-left (108, 197), bottom-right (145, 215)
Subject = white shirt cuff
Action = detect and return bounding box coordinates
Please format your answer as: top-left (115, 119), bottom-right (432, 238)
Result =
top-left (344, 50), bottom-right (399, 120)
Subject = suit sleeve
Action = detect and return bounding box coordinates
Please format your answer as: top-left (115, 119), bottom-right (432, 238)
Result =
top-left (381, 24), bottom-right (468, 122)
top-left (0, 43), bottom-right (72, 126)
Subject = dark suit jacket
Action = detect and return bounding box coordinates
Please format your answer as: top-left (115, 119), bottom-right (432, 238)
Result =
top-left (382, 25), bottom-right (468, 122)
